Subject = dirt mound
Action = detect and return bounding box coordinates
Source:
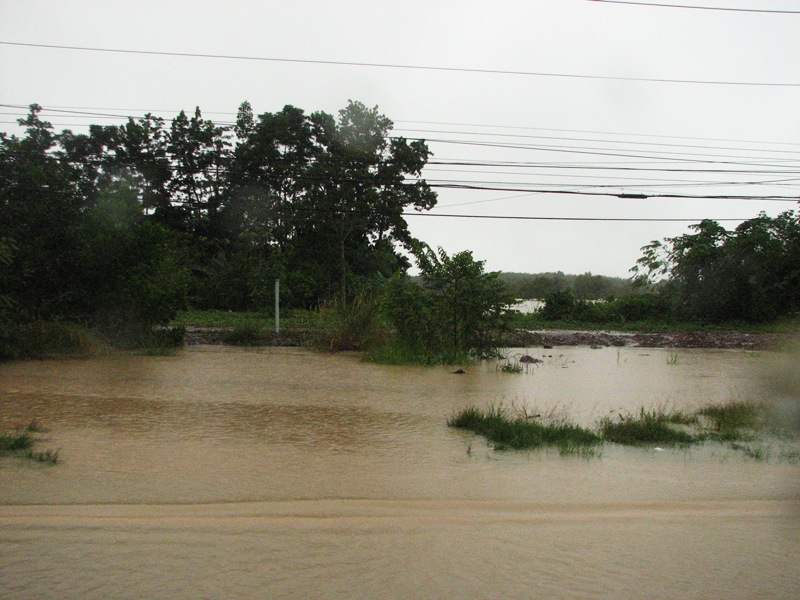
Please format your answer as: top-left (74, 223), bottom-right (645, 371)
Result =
top-left (499, 329), bottom-right (781, 350)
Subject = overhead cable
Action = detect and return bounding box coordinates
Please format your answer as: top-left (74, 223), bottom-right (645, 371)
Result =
top-left (1, 40), bottom-right (799, 87)
top-left (5, 103), bottom-right (800, 150)
top-left (590, 1), bottom-right (800, 14)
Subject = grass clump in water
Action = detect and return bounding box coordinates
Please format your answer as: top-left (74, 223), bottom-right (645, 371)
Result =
top-left (448, 404), bottom-right (601, 452)
top-left (0, 430), bottom-right (34, 452)
top-left (698, 400), bottom-right (760, 433)
top-left (0, 420), bottom-right (59, 464)
top-left (499, 359), bottom-right (523, 374)
top-left (598, 407), bottom-right (697, 446)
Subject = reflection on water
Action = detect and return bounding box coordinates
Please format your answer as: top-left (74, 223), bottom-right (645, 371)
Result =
top-left (1, 345), bottom-right (799, 599)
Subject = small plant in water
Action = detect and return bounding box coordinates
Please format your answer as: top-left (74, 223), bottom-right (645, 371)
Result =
top-left (499, 359), bottom-right (523, 374)
top-left (730, 442), bottom-right (769, 462)
top-left (450, 399), bottom-right (798, 462)
top-left (0, 420), bottom-right (59, 464)
top-left (599, 407), bottom-right (696, 446)
top-left (698, 400), bottom-right (760, 432)
top-left (448, 404), bottom-right (601, 453)
top-left (25, 447), bottom-right (60, 464)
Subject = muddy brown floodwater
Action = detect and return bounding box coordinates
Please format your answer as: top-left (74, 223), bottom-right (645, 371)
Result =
top-left (1, 345), bottom-right (799, 599)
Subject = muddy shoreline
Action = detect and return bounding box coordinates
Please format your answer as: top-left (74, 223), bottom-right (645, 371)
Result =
top-left (497, 329), bottom-right (785, 350)
top-left (184, 326), bottom-right (786, 350)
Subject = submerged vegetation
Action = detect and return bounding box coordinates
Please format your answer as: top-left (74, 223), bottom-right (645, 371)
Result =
top-left (598, 407), bottom-right (697, 445)
top-left (447, 404), bottom-right (601, 454)
top-left (0, 420), bottom-right (59, 464)
top-left (450, 400), bottom-right (798, 461)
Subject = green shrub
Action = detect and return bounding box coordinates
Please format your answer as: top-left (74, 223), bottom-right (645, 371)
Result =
top-left (614, 294), bottom-right (669, 322)
top-left (540, 289), bottom-right (576, 321)
top-left (0, 321), bottom-right (111, 359)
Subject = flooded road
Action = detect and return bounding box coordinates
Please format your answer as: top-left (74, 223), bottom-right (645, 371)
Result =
top-left (1, 346), bottom-right (798, 598)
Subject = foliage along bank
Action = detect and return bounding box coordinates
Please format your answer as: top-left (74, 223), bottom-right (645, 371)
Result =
top-left (0, 101), bottom-right (437, 357)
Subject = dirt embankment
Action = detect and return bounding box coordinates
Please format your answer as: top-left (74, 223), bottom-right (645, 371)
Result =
top-left (185, 325), bottom-right (786, 350)
top-left (498, 329), bottom-right (784, 350)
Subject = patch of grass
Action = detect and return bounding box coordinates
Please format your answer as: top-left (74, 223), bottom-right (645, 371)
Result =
top-left (24, 447), bottom-right (60, 464)
top-left (499, 358), bottom-right (523, 373)
top-left (321, 292), bottom-right (387, 352)
top-left (506, 311), bottom-right (800, 335)
top-left (698, 400), bottom-right (760, 432)
top-left (0, 430), bottom-right (34, 452)
top-left (730, 442), bottom-right (769, 462)
top-left (174, 308), bottom-right (332, 329)
top-left (2, 321), bottom-right (112, 359)
top-left (366, 336), bottom-right (477, 366)
top-left (778, 448), bottom-right (800, 464)
top-left (172, 309), bottom-right (271, 328)
top-left (451, 399), bottom-right (798, 461)
top-left (598, 407), bottom-right (697, 446)
top-left (0, 420), bottom-right (59, 464)
top-left (448, 404), bottom-right (601, 452)
top-left (222, 321), bottom-right (269, 346)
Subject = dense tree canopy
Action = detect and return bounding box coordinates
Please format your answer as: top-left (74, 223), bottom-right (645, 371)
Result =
top-left (0, 101), bottom-right (438, 342)
top-left (632, 212), bottom-right (800, 322)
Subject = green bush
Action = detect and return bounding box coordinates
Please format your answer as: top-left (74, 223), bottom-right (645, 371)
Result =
top-left (379, 246), bottom-right (512, 364)
top-left (614, 294), bottom-right (669, 322)
top-left (540, 289), bottom-right (576, 320)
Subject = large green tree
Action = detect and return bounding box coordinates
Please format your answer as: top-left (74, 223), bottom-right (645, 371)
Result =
top-left (632, 212), bottom-right (800, 322)
top-left (222, 100), bottom-right (437, 307)
top-left (0, 106), bottom-right (86, 320)
top-left (1, 106), bottom-right (188, 341)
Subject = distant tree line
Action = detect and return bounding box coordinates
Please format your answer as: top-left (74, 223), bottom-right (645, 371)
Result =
top-left (500, 271), bottom-right (634, 301)
top-left (0, 101), bottom-right (436, 349)
top-left (632, 215), bottom-right (800, 323)
top-left (535, 213), bottom-right (800, 325)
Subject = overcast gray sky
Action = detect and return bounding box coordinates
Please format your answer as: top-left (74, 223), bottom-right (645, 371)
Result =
top-left (2, 0), bottom-right (799, 277)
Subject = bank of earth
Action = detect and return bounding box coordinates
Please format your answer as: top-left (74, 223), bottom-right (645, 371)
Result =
top-left (183, 325), bottom-right (786, 350)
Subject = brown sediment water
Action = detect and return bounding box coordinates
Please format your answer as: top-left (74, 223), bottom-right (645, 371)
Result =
top-left (1, 345), bottom-right (798, 598)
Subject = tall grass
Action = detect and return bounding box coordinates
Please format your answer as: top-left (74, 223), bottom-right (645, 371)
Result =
top-left (0, 430), bottom-right (34, 452)
top-left (598, 407), bottom-right (697, 446)
top-left (222, 321), bottom-right (268, 346)
top-left (448, 404), bottom-right (601, 451)
top-left (366, 338), bottom-right (478, 365)
top-left (324, 291), bottom-right (386, 352)
top-left (450, 400), bottom-right (793, 460)
top-left (698, 400), bottom-right (760, 431)
top-left (0, 420), bottom-right (59, 464)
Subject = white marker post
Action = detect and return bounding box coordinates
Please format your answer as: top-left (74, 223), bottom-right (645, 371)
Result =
top-left (274, 279), bottom-right (280, 336)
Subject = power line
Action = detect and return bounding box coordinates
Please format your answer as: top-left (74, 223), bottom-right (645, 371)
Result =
top-left (425, 181), bottom-right (799, 201)
top-left (418, 138), bottom-right (800, 170)
top-left (589, 1), bottom-right (800, 14)
top-left (397, 119), bottom-right (800, 149)
top-left (402, 212), bottom-right (750, 222)
top-left (5, 103), bottom-right (800, 153)
top-left (394, 127), bottom-right (800, 158)
top-left (428, 160), bottom-right (799, 175)
top-left (2, 40), bottom-right (800, 87)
